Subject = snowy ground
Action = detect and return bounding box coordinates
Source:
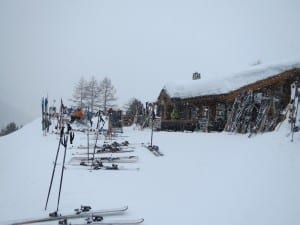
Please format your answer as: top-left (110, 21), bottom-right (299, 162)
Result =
top-left (0, 118), bottom-right (300, 225)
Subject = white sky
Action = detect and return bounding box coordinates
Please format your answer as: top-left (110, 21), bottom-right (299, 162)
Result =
top-left (1, 0), bottom-right (300, 121)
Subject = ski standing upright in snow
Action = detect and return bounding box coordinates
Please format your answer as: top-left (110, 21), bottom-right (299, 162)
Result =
top-left (142, 103), bottom-right (164, 156)
top-left (41, 96), bottom-right (50, 136)
top-left (289, 81), bottom-right (300, 142)
top-left (91, 109), bottom-right (105, 165)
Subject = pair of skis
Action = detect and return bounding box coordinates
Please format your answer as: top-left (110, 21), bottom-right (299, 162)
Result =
top-left (8, 206), bottom-right (143, 225)
top-left (70, 155), bottom-right (139, 164)
top-left (68, 162), bottom-right (140, 171)
top-left (142, 143), bottom-right (164, 157)
top-left (72, 149), bottom-right (134, 156)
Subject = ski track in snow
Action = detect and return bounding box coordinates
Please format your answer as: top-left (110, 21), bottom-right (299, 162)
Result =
top-left (0, 118), bottom-right (300, 225)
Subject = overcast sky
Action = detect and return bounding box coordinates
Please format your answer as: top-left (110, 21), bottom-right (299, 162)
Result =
top-left (1, 0), bottom-right (300, 124)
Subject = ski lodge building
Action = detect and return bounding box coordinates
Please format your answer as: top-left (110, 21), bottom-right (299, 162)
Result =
top-left (156, 60), bottom-right (300, 133)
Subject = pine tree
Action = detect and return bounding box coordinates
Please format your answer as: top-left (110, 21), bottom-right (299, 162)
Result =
top-left (0, 122), bottom-right (18, 136)
top-left (125, 98), bottom-right (144, 116)
top-left (98, 77), bottom-right (117, 113)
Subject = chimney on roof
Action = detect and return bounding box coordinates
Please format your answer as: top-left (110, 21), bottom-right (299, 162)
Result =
top-left (192, 72), bottom-right (201, 80)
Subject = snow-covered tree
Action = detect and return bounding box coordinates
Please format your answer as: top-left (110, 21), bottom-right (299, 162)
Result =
top-left (98, 77), bottom-right (117, 113)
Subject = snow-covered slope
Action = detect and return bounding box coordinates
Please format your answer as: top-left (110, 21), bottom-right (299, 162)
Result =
top-left (164, 59), bottom-right (300, 98)
top-left (0, 118), bottom-right (300, 225)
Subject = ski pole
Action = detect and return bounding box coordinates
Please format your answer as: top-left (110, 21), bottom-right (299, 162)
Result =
top-left (45, 126), bottom-right (64, 210)
top-left (56, 134), bottom-right (68, 212)
top-left (92, 110), bottom-right (101, 164)
top-left (150, 109), bottom-right (155, 147)
top-left (87, 128), bottom-right (90, 161)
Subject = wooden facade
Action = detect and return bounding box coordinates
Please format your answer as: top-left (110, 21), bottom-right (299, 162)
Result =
top-left (156, 68), bottom-right (300, 132)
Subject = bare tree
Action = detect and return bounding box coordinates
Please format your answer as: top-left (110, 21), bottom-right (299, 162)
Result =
top-left (98, 77), bottom-right (117, 113)
top-left (72, 76), bottom-right (117, 113)
top-left (85, 76), bottom-right (101, 113)
top-left (71, 77), bottom-right (88, 108)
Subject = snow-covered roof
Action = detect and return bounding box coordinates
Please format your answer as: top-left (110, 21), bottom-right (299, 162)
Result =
top-left (163, 59), bottom-right (300, 99)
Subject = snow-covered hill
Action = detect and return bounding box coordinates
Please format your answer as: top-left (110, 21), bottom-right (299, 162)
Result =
top-left (0, 118), bottom-right (299, 225)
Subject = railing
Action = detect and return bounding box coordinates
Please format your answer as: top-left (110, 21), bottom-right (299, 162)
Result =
top-left (161, 119), bottom-right (196, 131)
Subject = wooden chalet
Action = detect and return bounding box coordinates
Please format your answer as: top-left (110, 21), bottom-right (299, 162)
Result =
top-left (156, 63), bottom-right (300, 133)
